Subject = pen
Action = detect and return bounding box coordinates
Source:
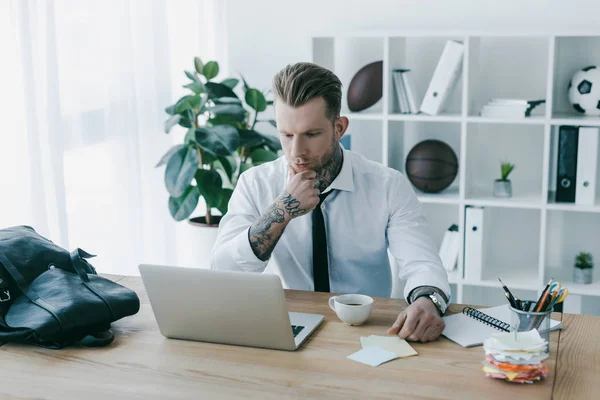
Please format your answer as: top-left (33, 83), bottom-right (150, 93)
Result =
top-left (498, 278), bottom-right (518, 309)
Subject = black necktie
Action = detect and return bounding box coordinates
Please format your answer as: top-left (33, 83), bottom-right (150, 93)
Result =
top-left (312, 190), bottom-right (333, 292)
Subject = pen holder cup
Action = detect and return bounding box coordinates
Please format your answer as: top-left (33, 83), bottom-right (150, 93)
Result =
top-left (509, 302), bottom-right (553, 356)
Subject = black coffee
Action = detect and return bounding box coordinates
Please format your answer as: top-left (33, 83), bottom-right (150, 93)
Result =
top-left (345, 303), bottom-right (363, 306)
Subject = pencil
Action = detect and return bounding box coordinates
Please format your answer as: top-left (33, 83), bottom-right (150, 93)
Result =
top-left (534, 278), bottom-right (554, 312)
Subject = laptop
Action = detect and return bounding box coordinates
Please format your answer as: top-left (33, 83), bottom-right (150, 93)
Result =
top-left (138, 264), bottom-right (324, 351)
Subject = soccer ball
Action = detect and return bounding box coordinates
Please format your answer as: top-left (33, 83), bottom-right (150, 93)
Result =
top-left (568, 66), bottom-right (600, 116)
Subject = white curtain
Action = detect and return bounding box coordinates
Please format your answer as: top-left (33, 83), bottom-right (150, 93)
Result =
top-left (0, 0), bottom-right (227, 275)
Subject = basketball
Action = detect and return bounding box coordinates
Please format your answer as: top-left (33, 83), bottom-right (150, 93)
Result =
top-left (405, 140), bottom-right (458, 193)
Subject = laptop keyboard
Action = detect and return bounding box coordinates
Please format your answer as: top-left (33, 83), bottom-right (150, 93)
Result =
top-left (291, 325), bottom-right (305, 337)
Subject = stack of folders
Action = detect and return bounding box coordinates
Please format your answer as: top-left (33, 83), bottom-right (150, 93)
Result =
top-left (482, 330), bottom-right (549, 384)
top-left (392, 69), bottom-right (418, 114)
top-left (479, 98), bottom-right (545, 118)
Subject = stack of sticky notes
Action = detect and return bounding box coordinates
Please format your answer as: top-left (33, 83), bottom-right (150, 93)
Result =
top-left (482, 330), bottom-right (549, 384)
top-left (347, 335), bottom-right (417, 367)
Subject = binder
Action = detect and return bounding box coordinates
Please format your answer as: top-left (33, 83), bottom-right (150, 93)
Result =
top-left (392, 70), bottom-right (410, 113)
top-left (439, 224), bottom-right (460, 272)
top-left (575, 127), bottom-right (599, 205)
top-left (464, 206), bottom-right (484, 281)
top-left (420, 40), bottom-right (464, 115)
top-left (556, 125), bottom-right (579, 203)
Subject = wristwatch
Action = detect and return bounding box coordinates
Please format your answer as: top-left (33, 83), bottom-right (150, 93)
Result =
top-left (413, 291), bottom-right (448, 316)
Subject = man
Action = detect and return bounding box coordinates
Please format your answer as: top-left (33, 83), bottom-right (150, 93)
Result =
top-left (212, 62), bottom-right (450, 342)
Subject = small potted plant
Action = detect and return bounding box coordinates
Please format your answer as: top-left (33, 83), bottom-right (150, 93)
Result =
top-left (493, 162), bottom-right (515, 197)
top-left (574, 251), bottom-right (593, 284)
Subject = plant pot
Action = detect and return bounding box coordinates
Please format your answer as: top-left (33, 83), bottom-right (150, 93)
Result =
top-left (174, 215), bottom-right (222, 269)
top-left (573, 267), bottom-right (593, 284)
top-left (493, 179), bottom-right (512, 198)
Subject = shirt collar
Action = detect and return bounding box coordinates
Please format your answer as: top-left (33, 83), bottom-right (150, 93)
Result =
top-left (324, 145), bottom-right (354, 193)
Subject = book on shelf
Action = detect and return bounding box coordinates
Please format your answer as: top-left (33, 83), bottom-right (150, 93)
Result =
top-left (479, 99), bottom-right (545, 118)
top-left (392, 69), bottom-right (417, 114)
top-left (420, 40), bottom-right (464, 116)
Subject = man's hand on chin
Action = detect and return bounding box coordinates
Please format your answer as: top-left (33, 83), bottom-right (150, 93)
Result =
top-left (387, 297), bottom-right (445, 343)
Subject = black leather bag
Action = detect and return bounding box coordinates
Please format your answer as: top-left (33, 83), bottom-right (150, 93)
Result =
top-left (0, 225), bottom-right (140, 348)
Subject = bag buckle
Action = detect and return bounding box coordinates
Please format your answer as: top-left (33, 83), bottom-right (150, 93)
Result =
top-left (0, 290), bottom-right (10, 302)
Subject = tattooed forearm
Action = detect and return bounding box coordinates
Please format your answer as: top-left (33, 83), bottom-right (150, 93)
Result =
top-left (249, 202), bottom-right (287, 261)
top-left (277, 192), bottom-right (307, 217)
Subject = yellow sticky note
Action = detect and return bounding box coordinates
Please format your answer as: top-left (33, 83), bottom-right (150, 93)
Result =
top-left (482, 366), bottom-right (519, 381)
top-left (360, 335), bottom-right (418, 358)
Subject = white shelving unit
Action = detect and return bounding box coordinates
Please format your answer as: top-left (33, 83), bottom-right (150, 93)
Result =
top-left (312, 32), bottom-right (600, 315)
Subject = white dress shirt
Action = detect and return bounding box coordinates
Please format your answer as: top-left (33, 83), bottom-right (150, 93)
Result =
top-left (211, 147), bottom-right (451, 301)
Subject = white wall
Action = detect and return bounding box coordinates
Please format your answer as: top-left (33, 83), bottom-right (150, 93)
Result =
top-left (225, 0), bottom-right (600, 88)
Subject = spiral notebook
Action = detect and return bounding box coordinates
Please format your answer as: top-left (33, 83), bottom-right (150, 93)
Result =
top-left (442, 305), bottom-right (562, 347)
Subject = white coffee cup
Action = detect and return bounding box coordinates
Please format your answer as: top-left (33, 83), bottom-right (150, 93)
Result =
top-left (328, 294), bottom-right (374, 326)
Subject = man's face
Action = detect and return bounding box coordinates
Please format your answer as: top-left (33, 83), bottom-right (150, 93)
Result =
top-left (275, 97), bottom-right (345, 175)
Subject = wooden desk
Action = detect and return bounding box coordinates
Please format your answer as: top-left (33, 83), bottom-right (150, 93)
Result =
top-left (0, 276), bottom-right (596, 399)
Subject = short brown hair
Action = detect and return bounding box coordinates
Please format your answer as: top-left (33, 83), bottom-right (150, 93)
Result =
top-left (272, 62), bottom-right (342, 121)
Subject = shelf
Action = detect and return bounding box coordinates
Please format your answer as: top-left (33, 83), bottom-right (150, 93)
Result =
top-left (550, 113), bottom-right (600, 127)
top-left (466, 116), bottom-right (546, 125)
top-left (387, 112), bottom-right (462, 122)
top-left (346, 112), bottom-right (384, 121)
top-left (546, 198), bottom-right (600, 213)
top-left (463, 276), bottom-right (541, 291)
top-left (465, 193), bottom-right (543, 209)
top-left (417, 188), bottom-right (460, 204)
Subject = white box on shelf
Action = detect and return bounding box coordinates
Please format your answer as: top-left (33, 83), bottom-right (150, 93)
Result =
top-left (464, 206), bottom-right (484, 281)
top-left (420, 40), bottom-right (464, 116)
top-left (575, 127), bottom-right (599, 205)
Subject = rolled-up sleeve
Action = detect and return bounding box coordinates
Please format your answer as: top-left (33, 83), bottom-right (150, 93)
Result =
top-left (211, 172), bottom-right (269, 272)
top-left (386, 174), bottom-right (451, 303)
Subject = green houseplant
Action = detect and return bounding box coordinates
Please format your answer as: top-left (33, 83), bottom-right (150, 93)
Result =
top-left (156, 57), bottom-right (281, 226)
top-left (574, 251), bottom-right (593, 284)
top-left (493, 161), bottom-right (515, 198)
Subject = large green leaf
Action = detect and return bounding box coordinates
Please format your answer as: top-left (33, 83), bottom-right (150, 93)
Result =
top-left (195, 169), bottom-right (223, 207)
top-left (245, 88), bottom-right (267, 112)
top-left (202, 61), bottom-right (219, 80)
top-left (168, 186), bottom-right (200, 221)
top-left (206, 82), bottom-right (238, 99)
top-left (251, 148), bottom-right (278, 165)
top-left (165, 146), bottom-right (199, 197)
top-left (183, 81), bottom-right (206, 94)
top-left (194, 57), bottom-right (204, 74)
top-left (239, 161), bottom-right (253, 175)
top-left (211, 104), bottom-right (247, 121)
top-left (156, 144), bottom-right (186, 167)
top-left (165, 104), bottom-right (176, 115)
top-left (208, 115), bottom-right (244, 128)
top-left (238, 129), bottom-right (281, 151)
top-left (220, 78), bottom-right (239, 89)
top-left (185, 70), bottom-right (200, 83)
top-left (184, 128), bottom-right (196, 145)
top-left (216, 188), bottom-right (233, 215)
top-left (215, 155), bottom-right (237, 181)
top-left (239, 73), bottom-right (250, 92)
top-left (194, 125), bottom-right (239, 156)
top-left (178, 118), bottom-right (192, 128)
top-left (175, 95), bottom-right (202, 113)
top-left (164, 114), bottom-right (181, 133)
